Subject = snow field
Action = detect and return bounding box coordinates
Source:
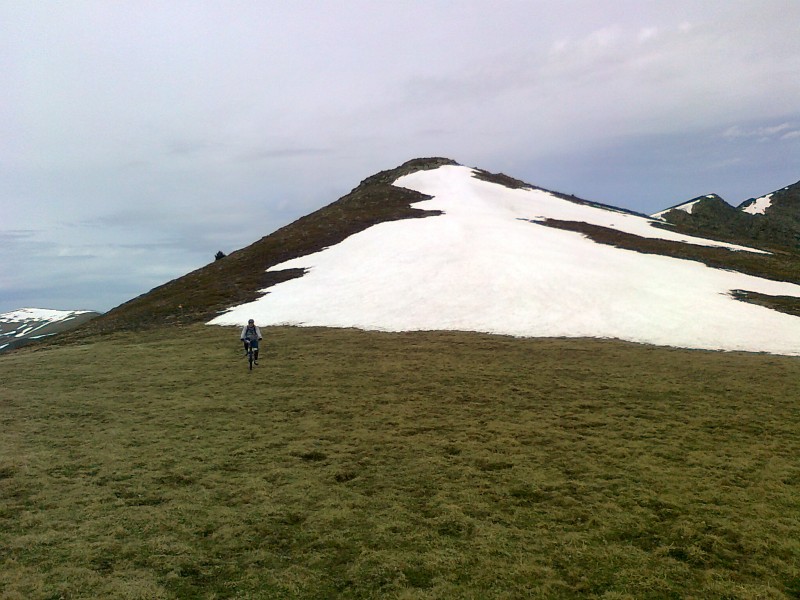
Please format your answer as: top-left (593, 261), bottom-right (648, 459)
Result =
top-left (209, 166), bottom-right (800, 355)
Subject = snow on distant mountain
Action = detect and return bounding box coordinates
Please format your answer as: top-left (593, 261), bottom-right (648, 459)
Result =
top-left (0, 308), bottom-right (99, 353)
top-left (740, 193), bottom-right (774, 215)
top-left (737, 182), bottom-right (799, 217)
top-left (651, 195), bottom-right (719, 219)
top-left (652, 179), bottom-right (800, 252)
top-left (209, 165), bottom-right (800, 356)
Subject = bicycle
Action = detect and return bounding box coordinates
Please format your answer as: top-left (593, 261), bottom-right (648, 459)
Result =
top-left (244, 340), bottom-right (257, 370)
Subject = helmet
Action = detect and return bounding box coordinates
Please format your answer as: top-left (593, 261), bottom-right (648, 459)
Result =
top-left (248, 319), bottom-right (254, 324)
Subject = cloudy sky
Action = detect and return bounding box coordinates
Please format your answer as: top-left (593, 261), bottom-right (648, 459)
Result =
top-left (2, 0), bottom-right (799, 314)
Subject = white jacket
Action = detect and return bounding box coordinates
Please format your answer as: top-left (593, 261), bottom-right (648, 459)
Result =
top-left (240, 324), bottom-right (262, 341)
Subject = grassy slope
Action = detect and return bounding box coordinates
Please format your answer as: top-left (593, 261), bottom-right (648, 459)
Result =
top-left (3, 325), bottom-right (800, 599)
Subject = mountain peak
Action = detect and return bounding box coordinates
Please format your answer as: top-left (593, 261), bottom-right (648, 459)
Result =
top-left (67, 158), bottom-right (461, 335)
top-left (207, 164), bottom-right (800, 355)
top-left (55, 160), bottom-right (800, 356)
top-left (651, 194), bottom-right (728, 219)
top-left (657, 179), bottom-right (800, 251)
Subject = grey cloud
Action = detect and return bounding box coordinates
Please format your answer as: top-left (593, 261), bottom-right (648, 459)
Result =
top-left (0, 231), bottom-right (210, 314)
top-left (237, 147), bottom-right (333, 162)
top-left (0, 230), bottom-right (37, 243)
top-left (723, 123), bottom-right (800, 142)
top-left (3, 1), bottom-right (800, 314)
top-left (166, 139), bottom-right (227, 157)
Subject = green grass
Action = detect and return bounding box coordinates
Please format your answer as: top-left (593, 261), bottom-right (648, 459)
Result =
top-left (2, 325), bottom-right (800, 599)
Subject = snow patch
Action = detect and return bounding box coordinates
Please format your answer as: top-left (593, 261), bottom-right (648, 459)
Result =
top-left (651, 198), bottom-right (704, 218)
top-left (741, 193), bottom-right (773, 215)
top-left (0, 308), bottom-right (93, 324)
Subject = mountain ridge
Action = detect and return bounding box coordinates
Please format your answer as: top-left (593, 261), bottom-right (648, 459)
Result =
top-left (37, 159), bottom-right (800, 355)
top-left (0, 308), bottom-right (100, 353)
top-left (208, 163), bottom-right (800, 355)
top-left (66, 157), bottom-right (457, 337)
top-left (653, 179), bottom-right (800, 252)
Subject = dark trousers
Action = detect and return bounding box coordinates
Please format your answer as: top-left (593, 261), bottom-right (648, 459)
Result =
top-left (243, 340), bottom-right (259, 358)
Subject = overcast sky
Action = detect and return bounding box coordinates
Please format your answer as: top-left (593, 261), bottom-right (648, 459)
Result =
top-left (2, 1), bottom-right (800, 314)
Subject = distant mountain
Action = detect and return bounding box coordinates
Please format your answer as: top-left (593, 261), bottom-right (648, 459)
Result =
top-left (651, 194), bottom-right (726, 219)
top-left (739, 182), bottom-right (800, 216)
top-left (653, 180), bottom-right (800, 251)
top-left (0, 308), bottom-right (100, 353)
top-left (61, 158), bottom-right (800, 355)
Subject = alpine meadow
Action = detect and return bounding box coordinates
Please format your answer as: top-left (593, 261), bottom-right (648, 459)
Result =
top-left (3, 159), bottom-right (800, 599)
top-left (3, 326), bottom-right (800, 598)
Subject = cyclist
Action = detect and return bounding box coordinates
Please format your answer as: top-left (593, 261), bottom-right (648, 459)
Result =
top-left (240, 319), bottom-right (263, 364)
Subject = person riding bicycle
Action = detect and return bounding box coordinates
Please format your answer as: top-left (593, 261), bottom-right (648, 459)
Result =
top-left (240, 319), bottom-right (263, 364)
